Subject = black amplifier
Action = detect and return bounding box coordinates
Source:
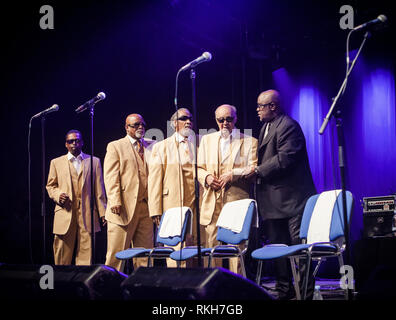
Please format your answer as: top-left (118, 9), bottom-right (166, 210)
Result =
top-left (362, 195), bottom-right (396, 238)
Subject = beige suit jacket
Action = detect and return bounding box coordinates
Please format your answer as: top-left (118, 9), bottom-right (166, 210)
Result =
top-left (46, 154), bottom-right (107, 235)
top-left (197, 130), bottom-right (258, 225)
top-left (104, 136), bottom-right (154, 226)
top-left (148, 133), bottom-right (198, 217)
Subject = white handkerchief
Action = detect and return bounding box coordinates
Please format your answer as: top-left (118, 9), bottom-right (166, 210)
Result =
top-left (307, 190), bottom-right (341, 244)
top-left (159, 207), bottom-right (190, 238)
top-left (216, 199), bottom-right (255, 233)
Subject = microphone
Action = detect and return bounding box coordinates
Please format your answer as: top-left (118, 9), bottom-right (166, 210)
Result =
top-left (179, 52), bottom-right (212, 72)
top-left (75, 92), bottom-right (106, 113)
top-left (31, 104), bottom-right (59, 119)
top-left (353, 14), bottom-right (387, 31)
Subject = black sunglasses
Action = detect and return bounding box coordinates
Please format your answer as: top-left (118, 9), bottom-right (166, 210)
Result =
top-left (66, 138), bottom-right (81, 144)
top-left (128, 122), bottom-right (146, 129)
top-left (216, 117), bottom-right (234, 123)
top-left (177, 115), bottom-right (193, 121)
top-left (257, 102), bottom-right (274, 109)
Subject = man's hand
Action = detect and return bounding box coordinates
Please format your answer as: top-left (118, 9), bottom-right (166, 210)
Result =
top-left (243, 165), bottom-right (257, 179)
top-left (59, 193), bottom-right (70, 206)
top-left (152, 215), bottom-right (161, 227)
top-left (205, 174), bottom-right (222, 191)
top-left (110, 205), bottom-right (122, 215)
top-left (219, 172), bottom-right (233, 189)
top-left (100, 216), bottom-right (107, 227)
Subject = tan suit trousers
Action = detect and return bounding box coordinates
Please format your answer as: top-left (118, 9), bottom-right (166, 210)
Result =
top-left (53, 208), bottom-right (91, 265)
top-left (204, 200), bottom-right (245, 275)
top-left (105, 200), bottom-right (153, 271)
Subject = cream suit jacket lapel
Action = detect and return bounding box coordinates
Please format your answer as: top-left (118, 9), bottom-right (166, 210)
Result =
top-left (230, 132), bottom-right (243, 167)
top-left (62, 155), bottom-right (73, 199)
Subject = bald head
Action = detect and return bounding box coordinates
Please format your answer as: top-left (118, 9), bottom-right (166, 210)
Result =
top-left (256, 90), bottom-right (282, 122)
top-left (258, 90), bottom-right (281, 108)
top-left (125, 113), bottom-right (146, 139)
top-left (215, 104), bottom-right (237, 135)
top-left (215, 104), bottom-right (237, 119)
top-left (125, 113), bottom-right (143, 124)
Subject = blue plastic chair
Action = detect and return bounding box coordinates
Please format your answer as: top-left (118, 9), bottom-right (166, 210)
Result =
top-left (170, 199), bottom-right (257, 277)
top-left (115, 208), bottom-right (192, 271)
top-left (252, 190), bottom-right (354, 300)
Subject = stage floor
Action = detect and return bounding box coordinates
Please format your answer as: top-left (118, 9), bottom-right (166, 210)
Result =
top-left (260, 277), bottom-right (348, 300)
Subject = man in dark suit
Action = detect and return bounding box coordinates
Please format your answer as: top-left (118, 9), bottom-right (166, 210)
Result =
top-left (253, 89), bottom-right (316, 299)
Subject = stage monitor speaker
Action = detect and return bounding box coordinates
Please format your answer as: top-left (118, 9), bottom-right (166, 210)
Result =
top-left (0, 264), bottom-right (127, 300)
top-left (121, 267), bottom-right (273, 300)
top-left (354, 237), bottom-right (396, 299)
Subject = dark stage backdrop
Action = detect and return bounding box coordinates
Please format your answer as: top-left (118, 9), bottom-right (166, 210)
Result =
top-left (1, 1), bottom-right (395, 277)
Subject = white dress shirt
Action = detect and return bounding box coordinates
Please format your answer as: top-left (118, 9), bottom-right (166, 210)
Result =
top-left (67, 152), bottom-right (84, 174)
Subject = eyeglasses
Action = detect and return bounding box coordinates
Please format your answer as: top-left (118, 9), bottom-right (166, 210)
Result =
top-left (177, 116), bottom-right (193, 122)
top-left (216, 117), bottom-right (234, 123)
top-left (66, 138), bottom-right (81, 144)
top-left (257, 102), bottom-right (274, 109)
top-left (128, 122), bottom-right (146, 129)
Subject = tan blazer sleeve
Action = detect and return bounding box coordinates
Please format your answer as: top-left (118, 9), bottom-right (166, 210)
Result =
top-left (104, 142), bottom-right (122, 209)
top-left (197, 134), bottom-right (211, 187)
top-left (46, 159), bottom-right (62, 205)
top-left (231, 136), bottom-right (258, 182)
top-left (95, 157), bottom-right (107, 217)
top-left (148, 142), bottom-right (164, 217)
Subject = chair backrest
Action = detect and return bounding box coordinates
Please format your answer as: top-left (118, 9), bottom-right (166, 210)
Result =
top-left (217, 200), bottom-right (256, 245)
top-left (300, 190), bottom-right (354, 244)
top-left (156, 208), bottom-right (191, 246)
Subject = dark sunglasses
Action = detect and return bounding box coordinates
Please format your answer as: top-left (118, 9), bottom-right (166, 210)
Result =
top-left (177, 115), bottom-right (193, 121)
top-left (216, 117), bottom-right (234, 123)
top-left (128, 122), bottom-right (146, 129)
top-left (257, 102), bottom-right (274, 109)
top-left (66, 138), bottom-right (81, 144)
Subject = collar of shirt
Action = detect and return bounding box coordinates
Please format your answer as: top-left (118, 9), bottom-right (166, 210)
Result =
top-left (127, 134), bottom-right (142, 147)
top-left (220, 128), bottom-right (238, 142)
top-left (67, 151), bottom-right (85, 162)
top-left (175, 132), bottom-right (191, 144)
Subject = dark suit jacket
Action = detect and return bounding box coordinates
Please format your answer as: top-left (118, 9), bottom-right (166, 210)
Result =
top-left (255, 114), bottom-right (316, 220)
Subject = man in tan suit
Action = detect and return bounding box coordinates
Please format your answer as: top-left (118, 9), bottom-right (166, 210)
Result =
top-left (104, 114), bottom-right (155, 271)
top-left (148, 108), bottom-right (202, 267)
top-left (46, 129), bottom-right (107, 265)
top-left (198, 104), bottom-right (258, 274)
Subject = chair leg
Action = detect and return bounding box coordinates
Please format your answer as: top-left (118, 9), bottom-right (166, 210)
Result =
top-left (312, 258), bottom-right (323, 278)
top-left (120, 260), bottom-right (126, 274)
top-left (207, 255), bottom-right (212, 268)
top-left (255, 261), bottom-right (263, 285)
top-left (239, 255), bottom-right (246, 278)
top-left (290, 257), bottom-right (301, 300)
top-left (302, 253), bottom-right (312, 300)
top-left (337, 253), bottom-right (349, 300)
top-left (147, 257), bottom-right (152, 267)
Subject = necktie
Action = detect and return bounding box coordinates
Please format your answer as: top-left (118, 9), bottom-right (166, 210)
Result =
top-left (136, 140), bottom-right (144, 160)
top-left (264, 122), bottom-right (271, 139)
top-left (181, 137), bottom-right (193, 162)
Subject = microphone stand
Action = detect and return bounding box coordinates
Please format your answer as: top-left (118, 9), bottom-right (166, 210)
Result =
top-left (190, 68), bottom-right (203, 267)
top-left (319, 31), bottom-right (370, 300)
top-left (89, 105), bottom-right (96, 265)
top-left (76, 102), bottom-right (97, 265)
top-left (41, 116), bottom-right (47, 264)
top-left (174, 68), bottom-right (203, 267)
